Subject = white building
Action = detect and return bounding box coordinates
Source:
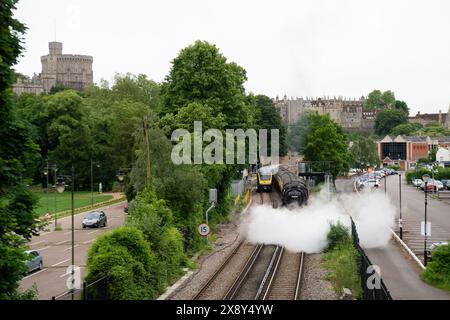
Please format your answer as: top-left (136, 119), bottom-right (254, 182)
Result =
top-left (436, 147), bottom-right (450, 167)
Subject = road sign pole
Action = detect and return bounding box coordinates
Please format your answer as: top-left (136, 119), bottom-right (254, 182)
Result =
top-left (424, 182), bottom-right (428, 266)
top-left (399, 173), bottom-right (403, 240)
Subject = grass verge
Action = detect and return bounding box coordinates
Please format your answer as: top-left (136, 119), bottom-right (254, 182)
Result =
top-left (322, 223), bottom-right (362, 298)
top-left (34, 191), bottom-right (114, 216)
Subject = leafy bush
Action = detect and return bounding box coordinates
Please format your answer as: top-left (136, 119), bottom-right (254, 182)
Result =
top-left (85, 226), bottom-right (161, 299)
top-left (421, 244), bottom-right (450, 291)
top-left (326, 222), bottom-right (352, 252)
top-left (405, 167), bottom-right (450, 184)
top-left (126, 188), bottom-right (189, 284)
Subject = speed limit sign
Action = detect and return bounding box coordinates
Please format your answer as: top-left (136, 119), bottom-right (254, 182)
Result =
top-left (198, 223), bottom-right (210, 237)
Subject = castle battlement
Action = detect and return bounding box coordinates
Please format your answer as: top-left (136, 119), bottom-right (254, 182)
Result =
top-left (13, 42), bottom-right (93, 95)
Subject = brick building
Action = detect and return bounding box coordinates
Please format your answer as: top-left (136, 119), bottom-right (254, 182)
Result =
top-left (378, 135), bottom-right (450, 170)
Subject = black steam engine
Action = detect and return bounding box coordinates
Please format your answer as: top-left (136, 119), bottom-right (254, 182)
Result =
top-left (274, 166), bottom-right (309, 206)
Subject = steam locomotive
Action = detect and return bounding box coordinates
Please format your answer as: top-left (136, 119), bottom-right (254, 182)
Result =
top-left (274, 166), bottom-right (309, 206)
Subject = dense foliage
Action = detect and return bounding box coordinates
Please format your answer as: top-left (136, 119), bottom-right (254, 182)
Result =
top-left (349, 135), bottom-right (380, 170)
top-left (302, 113), bottom-right (351, 178)
top-left (405, 167), bottom-right (450, 184)
top-left (0, 0), bottom-right (39, 299)
top-left (421, 244), bottom-right (450, 292)
top-left (323, 223), bottom-right (361, 298)
top-left (375, 109), bottom-right (408, 136)
top-left (85, 227), bottom-right (160, 299)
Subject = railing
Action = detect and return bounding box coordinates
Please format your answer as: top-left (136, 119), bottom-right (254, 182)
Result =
top-left (351, 219), bottom-right (393, 300)
top-left (52, 276), bottom-right (109, 300)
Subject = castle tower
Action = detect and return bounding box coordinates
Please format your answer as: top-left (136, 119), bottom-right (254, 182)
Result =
top-left (446, 102), bottom-right (450, 129)
top-left (40, 41), bottom-right (93, 92)
top-left (49, 42), bottom-right (63, 55)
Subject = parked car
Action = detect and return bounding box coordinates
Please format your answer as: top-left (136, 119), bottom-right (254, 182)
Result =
top-left (441, 179), bottom-right (450, 190)
top-left (427, 241), bottom-right (448, 261)
top-left (412, 179), bottom-right (423, 187)
top-left (82, 211), bottom-right (107, 228)
top-left (361, 179), bottom-right (379, 189)
top-left (419, 179), bottom-right (444, 191)
top-left (25, 250), bottom-right (43, 273)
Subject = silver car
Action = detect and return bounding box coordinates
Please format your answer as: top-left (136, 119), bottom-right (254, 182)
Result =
top-left (25, 250), bottom-right (43, 273)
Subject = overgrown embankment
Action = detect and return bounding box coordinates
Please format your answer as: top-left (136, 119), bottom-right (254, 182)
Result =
top-left (322, 223), bottom-right (361, 298)
top-left (421, 244), bottom-right (450, 292)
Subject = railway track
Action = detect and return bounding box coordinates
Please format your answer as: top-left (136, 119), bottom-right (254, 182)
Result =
top-left (194, 189), bottom-right (305, 300)
top-left (262, 248), bottom-right (304, 300)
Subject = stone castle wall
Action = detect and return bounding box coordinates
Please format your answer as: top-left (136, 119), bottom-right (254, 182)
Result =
top-left (275, 96), bottom-right (376, 133)
top-left (13, 42), bottom-right (93, 95)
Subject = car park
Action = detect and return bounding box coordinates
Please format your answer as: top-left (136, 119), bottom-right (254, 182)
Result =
top-left (82, 211), bottom-right (107, 228)
top-left (25, 250), bottom-right (43, 273)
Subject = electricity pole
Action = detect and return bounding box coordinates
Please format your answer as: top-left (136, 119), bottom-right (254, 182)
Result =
top-left (143, 115), bottom-right (151, 187)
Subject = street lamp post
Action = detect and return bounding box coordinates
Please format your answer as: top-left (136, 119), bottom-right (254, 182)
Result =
top-left (384, 175), bottom-right (387, 193)
top-left (53, 166), bottom-right (58, 227)
top-left (399, 173), bottom-right (403, 239)
top-left (90, 159), bottom-right (100, 208)
top-left (56, 165), bottom-right (76, 299)
top-left (44, 160), bottom-right (49, 216)
top-left (422, 173), bottom-right (430, 266)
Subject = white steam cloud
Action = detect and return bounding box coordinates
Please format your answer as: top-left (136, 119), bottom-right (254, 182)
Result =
top-left (243, 188), bottom-right (395, 253)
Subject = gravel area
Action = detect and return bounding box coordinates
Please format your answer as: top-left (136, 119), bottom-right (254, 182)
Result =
top-left (300, 253), bottom-right (339, 300)
top-left (168, 207), bottom-right (248, 300)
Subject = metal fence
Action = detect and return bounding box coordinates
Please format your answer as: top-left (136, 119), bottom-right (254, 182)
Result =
top-left (52, 276), bottom-right (109, 300)
top-left (351, 219), bottom-right (393, 300)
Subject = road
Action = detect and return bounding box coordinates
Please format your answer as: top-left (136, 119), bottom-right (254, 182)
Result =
top-left (336, 176), bottom-right (450, 299)
top-left (20, 202), bottom-right (126, 300)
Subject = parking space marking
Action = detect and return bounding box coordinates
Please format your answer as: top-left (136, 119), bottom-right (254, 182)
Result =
top-left (55, 240), bottom-right (69, 245)
top-left (51, 258), bottom-right (70, 267)
top-left (38, 246), bottom-right (52, 252)
top-left (29, 240), bottom-right (45, 246)
top-left (63, 244), bottom-right (79, 252)
top-left (83, 239), bottom-right (95, 245)
top-left (23, 268), bottom-right (48, 280)
top-left (88, 229), bottom-right (100, 235)
top-left (64, 230), bottom-right (80, 235)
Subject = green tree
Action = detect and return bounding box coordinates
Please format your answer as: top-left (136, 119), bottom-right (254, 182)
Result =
top-left (375, 109), bottom-right (408, 136)
top-left (367, 90), bottom-right (396, 109)
top-left (160, 40), bottom-right (249, 129)
top-left (159, 40), bottom-right (254, 225)
top-left (349, 135), bottom-right (379, 170)
top-left (303, 113), bottom-right (351, 178)
top-left (288, 111), bottom-right (313, 154)
top-left (126, 188), bottom-right (188, 281)
top-left (85, 226), bottom-right (161, 299)
top-left (394, 100), bottom-right (409, 114)
top-left (254, 94), bottom-right (288, 156)
top-left (390, 122), bottom-right (423, 136)
top-left (111, 73), bottom-right (160, 111)
top-left (0, 0), bottom-right (39, 299)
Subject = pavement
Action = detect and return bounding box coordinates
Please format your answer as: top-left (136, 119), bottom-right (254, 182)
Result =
top-left (335, 177), bottom-right (450, 300)
top-left (20, 201), bottom-right (126, 300)
top-left (384, 174), bottom-right (450, 261)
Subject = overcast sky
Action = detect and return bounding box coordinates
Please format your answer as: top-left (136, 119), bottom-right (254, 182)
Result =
top-left (13, 0), bottom-right (450, 115)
